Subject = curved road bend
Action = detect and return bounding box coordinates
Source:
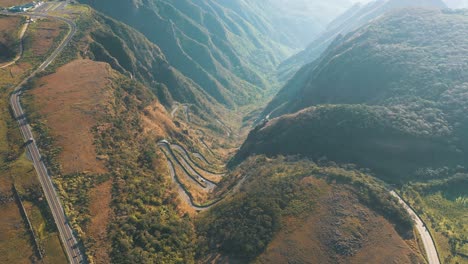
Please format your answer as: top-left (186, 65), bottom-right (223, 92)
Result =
top-left (9, 12), bottom-right (84, 264)
top-left (170, 143), bottom-right (225, 176)
top-left (160, 151), bottom-right (214, 212)
top-left (390, 191), bottom-right (440, 264)
top-left (158, 140), bottom-right (250, 212)
top-left (170, 104), bottom-right (189, 122)
top-left (183, 104), bottom-right (190, 122)
top-left (158, 141), bottom-right (214, 189)
top-left (170, 104), bottom-right (180, 118)
top-left (0, 18), bottom-right (29, 69)
top-left (216, 119), bottom-right (231, 137)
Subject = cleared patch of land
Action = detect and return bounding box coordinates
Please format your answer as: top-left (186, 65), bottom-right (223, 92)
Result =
top-left (30, 59), bottom-right (110, 174)
top-left (0, 201), bottom-right (35, 263)
top-left (0, 16), bottom-right (66, 88)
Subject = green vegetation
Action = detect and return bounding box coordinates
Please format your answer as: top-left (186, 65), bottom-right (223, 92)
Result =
top-left (235, 9), bottom-right (468, 263)
top-left (0, 15), bottom-right (23, 63)
top-left (79, 0), bottom-right (297, 107)
top-left (278, 0), bottom-right (447, 81)
top-left (94, 77), bottom-right (196, 263)
top-left (25, 65), bottom-right (198, 262)
top-left (241, 9), bottom-right (468, 184)
top-left (199, 156), bottom-right (413, 261)
top-left (75, 9), bottom-right (225, 121)
top-left (0, 15), bottom-right (68, 264)
top-left (402, 175), bottom-right (468, 263)
top-left (235, 104), bottom-right (464, 183)
top-left (3, 2), bottom-right (464, 264)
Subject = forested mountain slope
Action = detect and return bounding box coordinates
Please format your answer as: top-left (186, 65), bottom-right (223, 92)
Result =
top-left (79, 0), bottom-right (288, 107)
top-left (1, 2), bottom-right (455, 263)
top-left (198, 157), bottom-right (424, 263)
top-left (79, 0), bottom-right (357, 107)
top-left (83, 12), bottom-right (223, 118)
top-left (215, 0), bottom-right (354, 49)
top-left (237, 9), bottom-right (468, 182)
top-left (20, 8), bottom-right (217, 262)
top-left (278, 0), bottom-right (447, 81)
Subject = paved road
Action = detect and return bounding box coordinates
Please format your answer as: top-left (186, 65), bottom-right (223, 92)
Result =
top-left (390, 191), bottom-right (440, 264)
top-left (158, 140), bottom-right (251, 211)
top-left (170, 104), bottom-right (180, 118)
top-left (0, 18), bottom-right (29, 69)
top-left (159, 148), bottom-right (213, 212)
top-left (8, 11), bottom-right (85, 264)
top-left (171, 143), bottom-right (225, 176)
top-left (158, 141), bottom-right (213, 189)
top-left (183, 105), bottom-right (190, 122)
top-left (170, 103), bottom-right (190, 122)
top-left (216, 119), bottom-right (232, 137)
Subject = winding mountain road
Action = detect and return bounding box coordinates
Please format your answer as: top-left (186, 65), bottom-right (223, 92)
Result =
top-left (390, 191), bottom-right (440, 264)
top-left (8, 10), bottom-right (85, 264)
top-left (170, 104), bottom-right (180, 118)
top-left (171, 143), bottom-right (225, 176)
top-left (158, 140), bottom-right (251, 211)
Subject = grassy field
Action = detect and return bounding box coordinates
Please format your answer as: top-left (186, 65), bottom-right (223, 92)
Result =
top-left (402, 176), bottom-right (468, 263)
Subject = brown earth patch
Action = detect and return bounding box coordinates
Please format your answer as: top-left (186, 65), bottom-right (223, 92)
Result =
top-left (31, 59), bottom-right (110, 174)
top-left (0, 0), bottom-right (30, 7)
top-left (257, 182), bottom-right (424, 264)
top-left (87, 179), bottom-right (112, 264)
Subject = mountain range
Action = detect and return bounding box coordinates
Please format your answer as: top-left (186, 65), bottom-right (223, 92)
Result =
top-left (277, 0), bottom-right (448, 81)
top-left (1, 0), bottom-right (466, 263)
top-left (237, 8), bottom-right (468, 183)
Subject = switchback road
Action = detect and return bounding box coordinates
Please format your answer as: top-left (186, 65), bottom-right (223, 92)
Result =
top-left (158, 140), bottom-right (249, 211)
